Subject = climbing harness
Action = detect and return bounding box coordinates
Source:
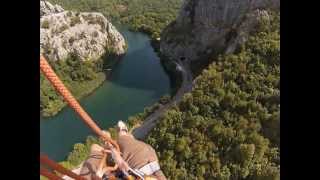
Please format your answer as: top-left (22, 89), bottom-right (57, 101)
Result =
top-left (40, 55), bottom-right (145, 180)
top-left (134, 161), bottom-right (160, 177)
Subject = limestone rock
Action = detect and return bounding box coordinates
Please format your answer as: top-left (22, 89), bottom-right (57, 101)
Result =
top-left (40, 1), bottom-right (126, 62)
top-left (160, 0), bottom-right (280, 61)
top-left (40, 0), bottom-right (64, 17)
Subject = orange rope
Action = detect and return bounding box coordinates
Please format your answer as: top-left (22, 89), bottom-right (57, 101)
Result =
top-left (40, 55), bottom-right (120, 152)
top-left (40, 167), bottom-right (62, 180)
top-left (40, 154), bottom-right (85, 180)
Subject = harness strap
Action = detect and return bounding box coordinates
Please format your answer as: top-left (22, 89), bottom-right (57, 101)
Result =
top-left (135, 161), bottom-right (160, 176)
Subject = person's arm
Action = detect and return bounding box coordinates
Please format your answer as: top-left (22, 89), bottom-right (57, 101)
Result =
top-left (91, 174), bottom-right (102, 180)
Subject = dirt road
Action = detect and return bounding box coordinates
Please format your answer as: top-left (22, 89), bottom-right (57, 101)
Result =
top-left (132, 60), bottom-right (193, 140)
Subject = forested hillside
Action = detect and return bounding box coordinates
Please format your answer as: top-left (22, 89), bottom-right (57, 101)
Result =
top-left (40, 55), bottom-right (108, 117)
top-left (59, 11), bottom-right (280, 180)
top-left (48, 0), bottom-right (183, 39)
top-left (145, 11), bottom-right (280, 179)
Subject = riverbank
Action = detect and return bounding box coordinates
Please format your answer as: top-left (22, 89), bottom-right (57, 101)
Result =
top-left (41, 71), bottom-right (106, 117)
top-left (40, 53), bottom-right (124, 118)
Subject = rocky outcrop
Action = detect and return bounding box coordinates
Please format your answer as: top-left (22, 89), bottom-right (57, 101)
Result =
top-left (40, 0), bottom-right (126, 62)
top-left (40, 0), bottom-right (64, 17)
top-left (160, 0), bottom-right (279, 62)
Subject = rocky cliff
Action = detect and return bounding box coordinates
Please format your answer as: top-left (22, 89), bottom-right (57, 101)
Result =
top-left (40, 0), bottom-right (126, 62)
top-left (160, 0), bottom-right (279, 62)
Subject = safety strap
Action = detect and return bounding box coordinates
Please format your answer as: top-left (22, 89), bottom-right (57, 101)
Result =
top-left (135, 161), bottom-right (160, 176)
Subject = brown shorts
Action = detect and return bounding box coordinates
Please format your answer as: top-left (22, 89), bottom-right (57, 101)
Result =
top-left (117, 135), bottom-right (167, 180)
top-left (79, 137), bottom-right (167, 180)
top-left (117, 135), bottom-right (158, 169)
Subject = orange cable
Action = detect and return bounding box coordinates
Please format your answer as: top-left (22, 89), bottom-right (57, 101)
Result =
top-left (40, 55), bottom-right (120, 151)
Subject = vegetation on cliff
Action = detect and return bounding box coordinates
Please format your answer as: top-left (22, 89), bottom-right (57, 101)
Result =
top-left (48, 0), bottom-right (183, 39)
top-left (40, 53), bottom-right (117, 117)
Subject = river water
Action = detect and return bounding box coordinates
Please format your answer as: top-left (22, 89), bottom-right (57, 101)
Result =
top-left (40, 27), bottom-right (171, 161)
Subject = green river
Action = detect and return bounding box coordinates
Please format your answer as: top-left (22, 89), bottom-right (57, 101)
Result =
top-left (40, 27), bottom-right (171, 161)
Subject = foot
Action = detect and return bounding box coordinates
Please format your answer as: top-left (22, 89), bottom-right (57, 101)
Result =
top-left (117, 120), bottom-right (128, 133)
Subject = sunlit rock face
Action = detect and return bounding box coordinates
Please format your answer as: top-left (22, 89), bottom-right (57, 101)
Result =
top-left (40, 0), bottom-right (126, 62)
top-left (160, 0), bottom-right (279, 61)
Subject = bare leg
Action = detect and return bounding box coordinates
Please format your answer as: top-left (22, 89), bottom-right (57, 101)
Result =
top-left (78, 131), bottom-right (112, 178)
top-left (79, 144), bottom-right (104, 179)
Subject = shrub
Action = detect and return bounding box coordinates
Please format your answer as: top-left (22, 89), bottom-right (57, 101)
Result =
top-left (159, 95), bottom-right (171, 104)
top-left (66, 11), bottom-right (72, 17)
top-left (59, 24), bottom-right (68, 33)
top-left (90, 39), bottom-right (97, 45)
top-left (93, 31), bottom-right (99, 37)
top-left (84, 14), bottom-right (95, 24)
top-left (69, 37), bottom-right (75, 44)
top-left (70, 16), bottom-right (81, 26)
top-left (41, 20), bottom-right (50, 29)
top-left (67, 143), bottom-right (90, 166)
top-left (80, 32), bottom-right (86, 39)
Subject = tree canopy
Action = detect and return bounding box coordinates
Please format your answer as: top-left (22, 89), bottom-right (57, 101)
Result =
top-left (145, 11), bottom-right (280, 180)
top-left (48, 0), bottom-right (183, 39)
top-left (40, 54), bottom-right (108, 117)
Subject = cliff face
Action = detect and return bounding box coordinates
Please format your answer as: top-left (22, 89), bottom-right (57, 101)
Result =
top-left (40, 1), bottom-right (126, 62)
top-left (160, 0), bottom-right (279, 62)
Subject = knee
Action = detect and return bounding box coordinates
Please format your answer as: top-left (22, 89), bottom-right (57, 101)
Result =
top-left (90, 144), bottom-right (103, 152)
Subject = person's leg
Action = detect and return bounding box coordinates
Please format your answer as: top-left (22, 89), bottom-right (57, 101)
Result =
top-left (79, 131), bottom-right (111, 179)
top-left (79, 144), bottom-right (104, 179)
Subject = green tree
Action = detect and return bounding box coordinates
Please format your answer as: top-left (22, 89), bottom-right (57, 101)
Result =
top-left (145, 11), bottom-right (280, 179)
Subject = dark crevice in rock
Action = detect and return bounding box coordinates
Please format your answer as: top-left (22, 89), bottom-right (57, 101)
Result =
top-left (180, 57), bottom-right (186, 61)
top-left (225, 27), bottom-right (238, 45)
top-left (184, 0), bottom-right (199, 25)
